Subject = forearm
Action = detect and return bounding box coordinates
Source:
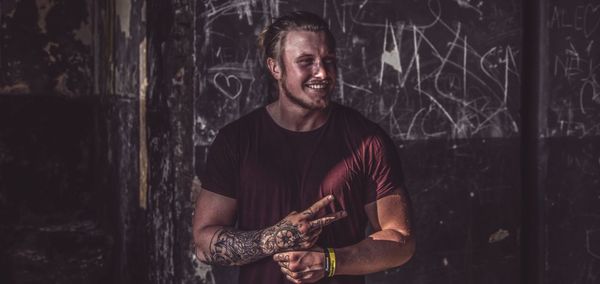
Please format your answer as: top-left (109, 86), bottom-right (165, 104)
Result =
top-left (195, 225), bottom-right (275, 266)
top-left (194, 194), bottom-right (345, 267)
top-left (334, 229), bottom-right (415, 275)
top-left (195, 217), bottom-right (317, 266)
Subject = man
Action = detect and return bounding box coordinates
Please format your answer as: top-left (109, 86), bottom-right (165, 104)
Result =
top-left (193, 11), bottom-right (414, 284)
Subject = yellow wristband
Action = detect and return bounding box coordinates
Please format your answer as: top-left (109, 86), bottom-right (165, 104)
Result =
top-left (327, 248), bottom-right (336, 277)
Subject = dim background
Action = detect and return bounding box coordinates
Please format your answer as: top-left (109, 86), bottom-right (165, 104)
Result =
top-left (0, 0), bottom-right (598, 283)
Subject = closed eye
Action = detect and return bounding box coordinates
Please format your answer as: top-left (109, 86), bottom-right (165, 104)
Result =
top-left (297, 58), bottom-right (314, 66)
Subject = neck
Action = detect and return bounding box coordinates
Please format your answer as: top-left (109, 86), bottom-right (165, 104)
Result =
top-left (266, 100), bottom-right (330, 132)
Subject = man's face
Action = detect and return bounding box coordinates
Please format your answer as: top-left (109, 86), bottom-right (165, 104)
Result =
top-left (276, 30), bottom-right (336, 110)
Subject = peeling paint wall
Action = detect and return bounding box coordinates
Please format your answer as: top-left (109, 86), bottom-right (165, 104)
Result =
top-left (94, 0), bottom-right (149, 283)
top-left (1, 0), bottom-right (150, 283)
top-left (0, 1), bottom-right (111, 281)
top-left (0, 0), bottom-right (93, 96)
top-left (114, 0), bottom-right (140, 97)
top-left (146, 0), bottom-right (198, 282)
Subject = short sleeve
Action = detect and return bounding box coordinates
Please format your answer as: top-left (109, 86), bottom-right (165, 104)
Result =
top-left (363, 131), bottom-right (405, 203)
top-left (200, 128), bottom-right (238, 199)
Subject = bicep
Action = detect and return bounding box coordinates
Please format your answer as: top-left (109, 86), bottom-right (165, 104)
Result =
top-left (193, 187), bottom-right (237, 234)
top-left (364, 189), bottom-right (412, 236)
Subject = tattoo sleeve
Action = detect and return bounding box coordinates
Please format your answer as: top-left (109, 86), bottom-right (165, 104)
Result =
top-left (200, 219), bottom-right (309, 266)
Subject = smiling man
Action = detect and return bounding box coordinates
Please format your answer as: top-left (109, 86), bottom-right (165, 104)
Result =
top-left (193, 11), bottom-right (415, 284)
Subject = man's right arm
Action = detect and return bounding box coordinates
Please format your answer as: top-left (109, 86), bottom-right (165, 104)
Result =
top-left (193, 187), bottom-right (346, 266)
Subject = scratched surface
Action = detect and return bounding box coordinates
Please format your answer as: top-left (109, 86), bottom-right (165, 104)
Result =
top-left (544, 137), bottom-right (600, 283)
top-left (195, 0), bottom-right (522, 147)
top-left (374, 138), bottom-right (520, 284)
top-left (547, 0), bottom-right (600, 137)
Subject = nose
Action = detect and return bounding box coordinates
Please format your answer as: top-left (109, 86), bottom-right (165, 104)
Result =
top-left (313, 60), bottom-right (328, 79)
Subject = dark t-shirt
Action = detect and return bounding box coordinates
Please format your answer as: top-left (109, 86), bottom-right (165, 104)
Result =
top-left (201, 103), bottom-right (405, 284)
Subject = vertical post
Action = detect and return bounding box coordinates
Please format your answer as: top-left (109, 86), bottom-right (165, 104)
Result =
top-left (146, 0), bottom-right (195, 282)
top-left (521, 0), bottom-right (548, 283)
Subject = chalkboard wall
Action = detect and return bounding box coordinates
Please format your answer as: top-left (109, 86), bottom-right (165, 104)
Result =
top-left (544, 1), bottom-right (600, 283)
top-left (548, 0), bottom-right (600, 137)
top-left (194, 0), bottom-right (523, 283)
top-left (194, 0), bottom-right (521, 146)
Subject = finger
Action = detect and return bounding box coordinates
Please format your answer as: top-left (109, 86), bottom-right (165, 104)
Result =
top-left (274, 254), bottom-right (291, 269)
top-left (285, 274), bottom-right (301, 284)
top-left (303, 232), bottom-right (320, 247)
top-left (309, 210), bottom-right (347, 229)
top-left (301, 195), bottom-right (335, 218)
top-left (311, 226), bottom-right (322, 236)
top-left (277, 260), bottom-right (290, 269)
top-left (291, 267), bottom-right (319, 281)
top-left (301, 225), bottom-right (321, 239)
top-left (281, 266), bottom-right (303, 281)
top-left (299, 271), bottom-right (314, 281)
top-left (273, 253), bottom-right (290, 263)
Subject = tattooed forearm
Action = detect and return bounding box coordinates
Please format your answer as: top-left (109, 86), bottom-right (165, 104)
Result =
top-left (199, 195), bottom-right (345, 266)
top-left (200, 220), bottom-right (310, 266)
top-left (201, 228), bottom-right (263, 266)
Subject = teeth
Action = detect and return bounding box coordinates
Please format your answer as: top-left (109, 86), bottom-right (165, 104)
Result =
top-left (306, 83), bottom-right (328, 89)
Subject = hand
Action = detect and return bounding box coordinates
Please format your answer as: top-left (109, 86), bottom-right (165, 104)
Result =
top-left (273, 247), bottom-right (327, 283)
top-left (261, 195), bottom-right (346, 254)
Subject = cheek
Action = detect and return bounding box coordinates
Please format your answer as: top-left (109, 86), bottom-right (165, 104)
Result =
top-left (288, 73), bottom-right (310, 86)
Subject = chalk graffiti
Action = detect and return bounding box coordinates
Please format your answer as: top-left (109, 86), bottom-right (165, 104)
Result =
top-left (213, 72), bottom-right (243, 100)
top-left (549, 2), bottom-right (600, 137)
top-left (339, 0), bottom-right (520, 139)
top-left (586, 229), bottom-right (600, 260)
top-left (196, 0), bottom-right (522, 143)
top-left (549, 4), bottom-right (600, 39)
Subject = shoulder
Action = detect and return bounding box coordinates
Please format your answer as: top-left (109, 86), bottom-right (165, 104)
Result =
top-left (331, 103), bottom-right (399, 155)
top-left (214, 107), bottom-right (266, 141)
top-left (331, 102), bottom-right (387, 138)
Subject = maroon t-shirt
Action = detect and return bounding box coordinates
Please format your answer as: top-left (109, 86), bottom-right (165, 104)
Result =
top-left (201, 103), bottom-right (405, 284)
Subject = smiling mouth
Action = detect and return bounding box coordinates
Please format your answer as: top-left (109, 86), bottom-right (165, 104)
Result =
top-left (305, 81), bottom-right (331, 90)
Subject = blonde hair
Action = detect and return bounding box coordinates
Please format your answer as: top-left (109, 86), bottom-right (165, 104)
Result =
top-left (257, 11), bottom-right (335, 64)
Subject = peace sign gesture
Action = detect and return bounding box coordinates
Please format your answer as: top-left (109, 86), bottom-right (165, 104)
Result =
top-left (261, 195), bottom-right (347, 254)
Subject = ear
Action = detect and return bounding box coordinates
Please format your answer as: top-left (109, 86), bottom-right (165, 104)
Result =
top-left (267, 57), bottom-right (282, 80)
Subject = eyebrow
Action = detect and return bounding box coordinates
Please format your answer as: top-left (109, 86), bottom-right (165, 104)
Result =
top-left (296, 53), bottom-right (315, 58)
top-left (295, 53), bottom-right (336, 59)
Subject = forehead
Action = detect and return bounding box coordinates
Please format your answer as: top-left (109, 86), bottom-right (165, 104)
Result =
top-left (282, 30), bottom-right (333, 57)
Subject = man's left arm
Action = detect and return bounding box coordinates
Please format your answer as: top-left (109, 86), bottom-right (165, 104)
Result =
top-left (273, 189), bottom-right (415, 283)
top-left (334, 190), bottom-right (414, 274)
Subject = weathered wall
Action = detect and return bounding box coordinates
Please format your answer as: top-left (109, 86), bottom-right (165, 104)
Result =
top-left (0, 0), bottom-right (148, 283)
top-left (2, 0), bottom-right (596, 283)
top-left (146, 0), bottom-right (199, 282)
top-left (0, 1), bottom-right (108, 282)
top-left (542, 0), bottom-right (600, 282)
top-left (0, 0), bottom-right (93, 96)
top-left (0, 96), bottom-right (112, 283)
top-left (97, 0), bottom-right (148, 282)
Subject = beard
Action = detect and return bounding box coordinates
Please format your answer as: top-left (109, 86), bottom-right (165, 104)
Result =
top-left (280, 71), bottom-right (331, 111)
